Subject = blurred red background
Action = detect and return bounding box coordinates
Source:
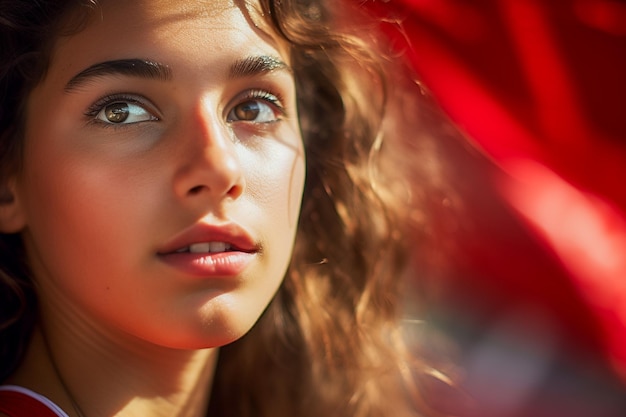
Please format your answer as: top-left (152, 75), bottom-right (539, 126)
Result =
top-left (366, 0), bottom-right (626, 415)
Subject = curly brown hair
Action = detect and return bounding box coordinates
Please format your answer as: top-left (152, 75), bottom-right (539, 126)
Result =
top-left (0, 1), bottom-right (431, 416)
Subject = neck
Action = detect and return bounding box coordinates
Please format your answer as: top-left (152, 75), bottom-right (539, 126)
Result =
top-left (8, 305), bottom-right (218, 417)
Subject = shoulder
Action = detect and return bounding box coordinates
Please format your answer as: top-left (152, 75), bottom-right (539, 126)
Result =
top-left (0, 386), bottom-right (69, 417)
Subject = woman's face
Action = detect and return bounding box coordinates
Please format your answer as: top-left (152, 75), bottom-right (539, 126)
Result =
top-left (12, 0), bottom-right (305, 348)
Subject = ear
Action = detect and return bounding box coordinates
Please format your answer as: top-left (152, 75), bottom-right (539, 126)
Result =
top-left (0, 177), bottom-right (26, 233)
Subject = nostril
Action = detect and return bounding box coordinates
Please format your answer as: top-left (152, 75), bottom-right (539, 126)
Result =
top-left (188, 185), bottom-right (205, 195)
top-left (185, 182), bottom-right (243, 198)
top-left (227, 184), bottom-right (244, 198)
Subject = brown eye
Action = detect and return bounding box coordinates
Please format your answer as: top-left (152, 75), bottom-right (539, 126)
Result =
top-left (104, 102), bottom-right (129, 123)
top-left (233, 101), bottom-right (261, 121)
top-left (227, 91), bottom-right (283, 124)
top-left (95, 100), bottom-right (156, 125)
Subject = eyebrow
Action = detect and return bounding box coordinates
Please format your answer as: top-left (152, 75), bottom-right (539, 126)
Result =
top-left (64, 55), bottom-right (289, 93)
top-left (228, 55), bottom-right (291, 79)
top-left (65, 59), bottom-right (172, 92)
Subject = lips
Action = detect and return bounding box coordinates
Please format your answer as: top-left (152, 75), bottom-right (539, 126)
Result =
top-left (159, 221), bottom-right (258, 254)
top-left (158, 222), bottom-right (258, 277)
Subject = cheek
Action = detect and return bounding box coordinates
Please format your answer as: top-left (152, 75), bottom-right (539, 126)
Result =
top-left (287, 148), bottom-right (306, 228)
top-left (17, 133), bottom-right (164, 282)
top-left (21, 153), bottom-right (147, 233)
top-left (246, 141), bottom-right (305, 232)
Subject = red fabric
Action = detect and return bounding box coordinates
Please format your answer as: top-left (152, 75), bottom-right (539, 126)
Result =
top-left (367, 0), bottom-right (626, 379)
top-left (0, 390), bottom-right (60, 417)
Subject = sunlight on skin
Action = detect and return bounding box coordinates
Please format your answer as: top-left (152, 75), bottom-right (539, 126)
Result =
top-left (4, 1), bottom-right (305, 415)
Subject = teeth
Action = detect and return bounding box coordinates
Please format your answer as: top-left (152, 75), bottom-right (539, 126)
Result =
top-left (209, 242), bottom-right (228, 252)
top-left (189, 243), bottom-right (210, 253)
top-left (188, 242), bottom-right (231, 253)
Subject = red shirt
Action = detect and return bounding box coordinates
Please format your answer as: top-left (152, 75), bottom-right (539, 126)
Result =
top-left (0, 386), bottom-right (67, 417)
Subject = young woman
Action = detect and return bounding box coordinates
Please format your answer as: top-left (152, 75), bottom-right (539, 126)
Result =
top-left (0, 0), bottom-right (428, 416)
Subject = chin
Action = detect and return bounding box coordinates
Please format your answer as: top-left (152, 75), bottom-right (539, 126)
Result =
top-left (147, 307), bottom-right (266, 350)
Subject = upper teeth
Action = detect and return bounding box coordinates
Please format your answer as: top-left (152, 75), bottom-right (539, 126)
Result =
top-left (177, 242), bottom-right (232, 253)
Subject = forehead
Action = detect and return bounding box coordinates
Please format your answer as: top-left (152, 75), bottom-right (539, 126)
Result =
top-left (76, 0), bottom-right (262, 25)
top-left (49, 0), bottom-right (282, 79)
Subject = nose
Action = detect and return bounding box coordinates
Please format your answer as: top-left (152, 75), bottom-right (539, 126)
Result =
top-left (172, 106), bottom-right (244, 203)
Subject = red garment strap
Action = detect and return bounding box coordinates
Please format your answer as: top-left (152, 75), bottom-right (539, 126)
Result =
top-left (0, 389), bottom-right (62, 417)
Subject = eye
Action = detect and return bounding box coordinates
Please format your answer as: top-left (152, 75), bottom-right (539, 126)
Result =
top-left (96, 101), bottom-right (156, 124)
top-left (86, 94), bottom-right (159, 126)
top-left (227, 90), bottom-right (285, 124)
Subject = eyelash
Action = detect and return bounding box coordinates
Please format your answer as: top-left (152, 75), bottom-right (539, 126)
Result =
top-left (84, 93), bottom-right (154, 125)
top-left (84, 88), bottom-right (287, 126)
top-left (234, 89), bottom-right (287, 119)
